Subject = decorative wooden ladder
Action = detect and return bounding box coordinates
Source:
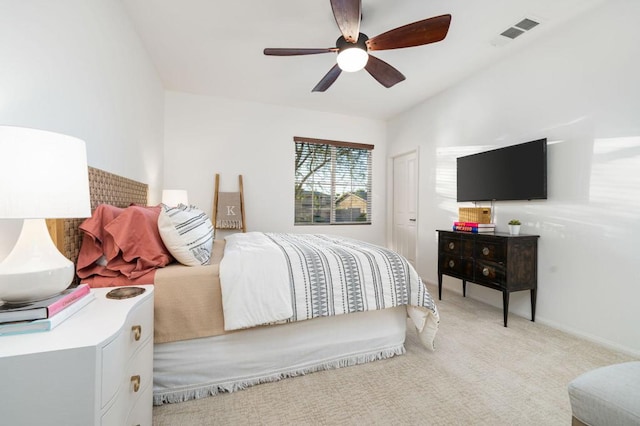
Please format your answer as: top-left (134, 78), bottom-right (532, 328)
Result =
top-left (212, 174), bottom-right (246, 233)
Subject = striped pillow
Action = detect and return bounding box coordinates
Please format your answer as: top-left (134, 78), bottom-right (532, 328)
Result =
top-left (158, 204), bottom-right (214, 266)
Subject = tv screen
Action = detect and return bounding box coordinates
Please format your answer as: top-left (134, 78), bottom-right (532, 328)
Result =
top-left (456, 139), bottom-right (547, 202)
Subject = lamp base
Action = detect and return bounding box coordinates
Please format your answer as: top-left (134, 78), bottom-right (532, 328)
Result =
top-left (0, 219), bottom-right (74, 303)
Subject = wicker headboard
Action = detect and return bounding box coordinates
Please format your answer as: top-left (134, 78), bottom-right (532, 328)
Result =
top-left (47, 166), bottom-right (148, 265)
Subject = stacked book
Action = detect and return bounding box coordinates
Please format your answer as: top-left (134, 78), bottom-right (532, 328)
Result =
top-left (0, 283), bottom-right (94, 336)
top-left (453, 221), bottom-right (496, 233)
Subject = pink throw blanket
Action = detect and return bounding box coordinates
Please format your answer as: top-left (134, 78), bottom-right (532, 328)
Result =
top-left (77, 204), bottom-right (173, 287)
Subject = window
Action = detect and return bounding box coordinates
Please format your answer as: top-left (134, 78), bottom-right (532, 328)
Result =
top-left (294, 136), bottom-right (373, 225)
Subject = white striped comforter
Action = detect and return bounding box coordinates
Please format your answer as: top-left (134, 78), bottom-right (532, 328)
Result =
top-left (219, 232), bottom-right (439, 349)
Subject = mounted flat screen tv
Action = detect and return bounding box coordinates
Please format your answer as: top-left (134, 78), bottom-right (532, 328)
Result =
top-left (456, 139), bottom-right (547, 202)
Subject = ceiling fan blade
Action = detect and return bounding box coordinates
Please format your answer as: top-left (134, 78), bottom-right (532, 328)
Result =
top-left (312, 64), bottom-right (342, 92)
top-left (330, 0), bottom-right (361, 43)
top-left (366, 14), bottom-right (451, 51)
top-left (364, 55), bottom-right (406, 88)
top-left (264, 48), bottom-right (336, 56)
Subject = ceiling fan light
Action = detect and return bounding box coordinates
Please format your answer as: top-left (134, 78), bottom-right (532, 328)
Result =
top-left (336, 47), bottom-right (368, 72)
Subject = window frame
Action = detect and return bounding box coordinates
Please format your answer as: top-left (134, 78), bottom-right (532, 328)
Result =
top-left (294, 136), bottom-right (373, 226)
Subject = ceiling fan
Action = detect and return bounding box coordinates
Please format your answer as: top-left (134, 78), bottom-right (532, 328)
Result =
top-left (263, 0), bottom-right (451, 92)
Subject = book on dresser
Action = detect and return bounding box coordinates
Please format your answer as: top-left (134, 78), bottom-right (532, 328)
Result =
top-left (0, 283), bottom-right (91, 323)
top-left (0, 291), bottom-right (95, 336)
top-left (453, 222), bottom-right (496, 233)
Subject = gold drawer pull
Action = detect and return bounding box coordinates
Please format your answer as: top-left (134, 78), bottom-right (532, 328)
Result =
top-left (131, 375), bottom-right (141, 393)
top-left (482, 267), bottom-right (490, 276)
top-left (448, 242), bottom-right (455, 250)
top-left (131, 325), bottom-right (142, 341)
top-left (482, 247), bottom-right (490, 256)
top-left (448, 260), bottom-right (455, 268)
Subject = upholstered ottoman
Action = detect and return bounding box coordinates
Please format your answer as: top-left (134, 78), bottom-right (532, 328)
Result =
top-left (568, 361), bottom-right (640, 426)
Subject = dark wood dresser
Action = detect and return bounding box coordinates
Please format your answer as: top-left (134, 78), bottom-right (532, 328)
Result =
top-left (437, 230), bottom-right (539, 327)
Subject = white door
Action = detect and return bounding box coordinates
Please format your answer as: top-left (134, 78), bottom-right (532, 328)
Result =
top-left (392, 151), bottom-right (418, 266)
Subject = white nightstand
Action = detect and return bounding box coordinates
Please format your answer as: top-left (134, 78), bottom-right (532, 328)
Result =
top-left (0, 285), bottom-right (154, 426)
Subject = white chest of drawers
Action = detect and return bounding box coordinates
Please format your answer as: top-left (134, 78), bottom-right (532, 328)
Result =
top-left (0, 285), bottom-right (154, 425)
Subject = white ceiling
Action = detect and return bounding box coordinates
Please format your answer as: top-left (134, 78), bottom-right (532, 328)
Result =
top-left (121, 0), bottom-right (605, 120)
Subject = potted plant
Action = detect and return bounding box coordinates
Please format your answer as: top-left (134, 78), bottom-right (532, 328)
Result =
top-left (508, 219), bottom-right (521, 235)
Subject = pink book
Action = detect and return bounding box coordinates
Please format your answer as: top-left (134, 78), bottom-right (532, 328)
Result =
top-left (0, 284), bottom-right (92, 323)
top-left (47, 284), bottom-right (91, 317)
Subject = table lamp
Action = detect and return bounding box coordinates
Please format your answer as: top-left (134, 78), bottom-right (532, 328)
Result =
top-left (162, 189), bottom-right (189, 207)
top-left (0, 126), bottom-right (91, 303)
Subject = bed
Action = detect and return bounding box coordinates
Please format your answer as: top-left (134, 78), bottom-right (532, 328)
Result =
top-left (50, 167), bottom-right (440, 405)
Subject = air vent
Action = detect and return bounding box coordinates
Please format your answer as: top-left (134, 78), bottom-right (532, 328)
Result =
top-left (491, 16), bottom-right (543, 47)
top-left (501, 27), bottom-right (524, 39)
top-left (515, 18), bottom-right (539, 31)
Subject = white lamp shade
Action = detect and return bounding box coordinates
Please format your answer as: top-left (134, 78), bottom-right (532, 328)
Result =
top-left (0, 126), bottom-right (91, 219)
top-left (162, 189), bottom-right (189, 206)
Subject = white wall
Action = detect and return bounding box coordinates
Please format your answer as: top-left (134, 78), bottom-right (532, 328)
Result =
top-left (0, 0), bottom-right (164, 259)
top-left (164, 91), bottom-right (387, 245)
top-left (388, 0), bottom-right (640, 356)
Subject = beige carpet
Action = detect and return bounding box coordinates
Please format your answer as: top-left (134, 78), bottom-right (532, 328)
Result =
top-left (153, 285), bottom-right (636, 425)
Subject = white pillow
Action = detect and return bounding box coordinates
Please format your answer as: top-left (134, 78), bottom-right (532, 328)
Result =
top-left (158, 204), bottom-right (214, 266)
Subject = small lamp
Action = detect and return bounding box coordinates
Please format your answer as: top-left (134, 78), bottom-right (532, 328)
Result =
top-left (0, 126), bottom-right (91, 303)
top-left (162, 189), bottom-right (189, 207)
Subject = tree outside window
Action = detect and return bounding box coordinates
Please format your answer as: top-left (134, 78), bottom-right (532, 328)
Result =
top-left (294, 136), bottom-right (372, 225)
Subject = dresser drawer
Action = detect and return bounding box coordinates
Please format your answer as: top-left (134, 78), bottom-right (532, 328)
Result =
top-left (475, 237), bottom-right (506, 262)
top-left (440, 255), bottom-right (472, 277)
top-left (440, 234), bottom-right (461, 255)
top-left (441, 235), bottom-right (473, 255)
top-left (101, 339), bottom-right (153, 426)
top-left (474, 260), bottom-right (506, 286)
top-left (101, 295), bottom-right (154, 407)
top-left (125, 383), bottom-right (153, 426)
